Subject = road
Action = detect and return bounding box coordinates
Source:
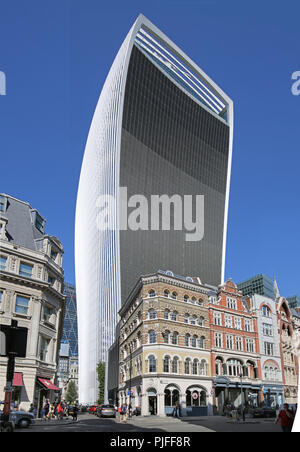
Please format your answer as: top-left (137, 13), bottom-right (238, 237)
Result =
top-left (15, 412), bottom-right (283, 433)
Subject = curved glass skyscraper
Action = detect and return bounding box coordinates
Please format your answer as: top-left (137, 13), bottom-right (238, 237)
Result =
top-left (75, 14), bottom-right (234, 404)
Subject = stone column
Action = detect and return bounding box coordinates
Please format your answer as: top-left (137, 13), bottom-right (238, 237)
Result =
top-left (141, 393), bottom-right (148, 416)
top-left (157, 391), bottom-right (165, 417)
top-left (28, 297), bottom-right (42, 358)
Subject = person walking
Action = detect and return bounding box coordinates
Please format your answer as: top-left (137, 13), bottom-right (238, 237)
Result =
top-left (72, 404), bottom-right (79, 421)
top-left (120, 403), bottom-right (128, 423)
top-left (275, 403), bottom-right (295, 432)
top-left (43, 399), bottom-right (50, 421)
top-left (57, 401), bottom-right (64, 420)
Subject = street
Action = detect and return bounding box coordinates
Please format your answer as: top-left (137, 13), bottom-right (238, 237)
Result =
top-left (15, 412), bottom-right (283, 433)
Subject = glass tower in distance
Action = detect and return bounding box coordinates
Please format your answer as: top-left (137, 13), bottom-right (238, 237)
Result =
top-left (62, 283), bottom-right (78, 358)
top-left (237, 274), bottom-right (275, 299)
top-left (75, 14), bottom-right (234, 404)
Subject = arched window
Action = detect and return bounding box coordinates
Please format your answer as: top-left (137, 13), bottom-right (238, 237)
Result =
top-left (184, 314), bottom-right (189, 324)
top-left (200, 360), bottom-right (207, 376)
top-left (198, 298), bottom-right (204, 305)
top-left (149, 330), bottom-right (156, 344)
top-left (163, 356), bottom-right (170, 373)
top-left (171, 332), bottom-right (178, 345)
top-left (171, 311), bottom-right (178, 321)
top-left (185, 333), bottom-right (190, 347)
top-left (191, 335), bottom-right (197, 347)
top-left (185, 358), bottom-right (191, 374)
top-left (164, 309), bottom-right (170, 320)
top-left (262, 305), bottom-right (271, 317)
top-left (198, 336), bottom-right (205, 349)
top-left (197, 317), bottom-right (204, 326)
top-left (163, 330), bottom-right (170, 344)
top-left (164, 289), bottom-right (170, 298)
top-left (184, 295), bottom-right (189, 302)
top-left (190, 297), bottom-right (196, 304)
top-left (190, 315), bottom-right (197, 325)
top-left (192, 359), bottom-right (198, 375)
top-left (172, 357), bottom-right (179, 373)
top-left (171, 292), bottom-right (177, 300)
top-left (149, 309), bottom-right (157, 320)
top-left (149, 289), bottom-right (156, 298)
top-left (148, 355), bottom-right (156, 373)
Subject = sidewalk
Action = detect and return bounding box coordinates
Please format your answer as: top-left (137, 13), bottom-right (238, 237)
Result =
top-left (34, 417), bottom-right (78, 426)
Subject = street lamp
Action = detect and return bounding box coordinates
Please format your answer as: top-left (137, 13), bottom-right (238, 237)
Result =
top-left (239, 373), bottom-right (245, 422)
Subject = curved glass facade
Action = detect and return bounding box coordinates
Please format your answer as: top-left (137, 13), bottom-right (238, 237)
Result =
top-left (75, 15), bottom-right (233, 404)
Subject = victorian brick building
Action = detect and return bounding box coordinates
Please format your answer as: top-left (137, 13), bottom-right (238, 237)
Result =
top-left (209, 279), bottom-right (263, 414)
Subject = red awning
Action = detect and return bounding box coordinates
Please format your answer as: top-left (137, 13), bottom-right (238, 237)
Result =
top-left (12, 372), bottom-right (24, 387)
top-left (38, 378), bottom-right (60, 391)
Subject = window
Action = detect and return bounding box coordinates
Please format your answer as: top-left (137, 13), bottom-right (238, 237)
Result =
top-left (0, 290), bottom-right (3, 308)
top-left (148, 290), bottom-right (156, 298)
top-left (197, 317), bottom-right (204, 326)
top-left (39, 336), bottom-right (50, 361)
top-left (149, 330), bottom-right (156, 344)
top-left (171, 332), bottom-right (178, 345)
top-left (184, 359), bottom-right (191, 374)
top-left (48, 275), bottom-right (55, 285)
top-left (210, 296), bottom-right (217, 304)
top-left (148, 355), bottom-right (156, 373)
top-left (164, 290), bottom-right (170, 298)
top-left (171, 311), bottom-right (177, 321)
top-left (164, 309), bottom-right (170, 320)
top-left (263, 323), bottom-right (273, 337)
top-left (0, 255), bottom-right (7, 271)
top-left (215, 332), bottom-right (223, 348)
top-left (227, 359), bottom-right (243, 377)
top-left (171, 292), bottom-right (177, 300)
top-left (244, 319), bottom-right (252, 332)
top-left (214, 311), bottom-right (222, 326)
top-left (172, 357), bottom-right (179, 373)
top-left (191, 335), bottom-right (197, 347)
top-left (43, 305), bottom-right (53, 323)
top-left (225, 315), bottom-right (232, 328)
top-left (190, 315), bottom-right (197, 325)
top-left (200, 360), bottom-right (207, 376)
top-left (148, 309), bottom-right (157, 320)
top-left (184, 295), bottom-right (189, 302)
top-left (19, 262), bottom-right (33, 278)
top-left (227, 297), bottom-right (237, 310)
top-left (198, 336), bottom-right (205, 349)
top-left (262, 305), bottom-right (271, 317)
top-left (0, 195), bottom-right (6, 212)
top-left (35, 213), bottom-right (44, 233)
top-left (163, 330), bottom-right (170, 344)
top-left (264, 342), bottom-right (274, 356)
top-left (184, 314), bottom-right (189, 324)
top-left (234, 317), bottom-right (242, 330)
top-left (192, 359), bottom-right (198, 375)
top-left (226, 335), bottom-right (233, 350)
top-left (185, 334), bottom-right (190, 347)
top-left (246, 338), bottom-right (255, 353)
top-left (15, 295), bottom-right (30, 315)
top-left (163, 356), bottom-right (170, 373)
top-left (50, 249), bottom-right (58, 261)
top-left (236, 336), bottom-right (243, 351)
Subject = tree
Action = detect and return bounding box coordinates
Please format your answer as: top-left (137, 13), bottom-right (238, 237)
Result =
top-left (97, 361), bottom-right (106, 405)
top-left (65, 380), bottom-right (78, 404)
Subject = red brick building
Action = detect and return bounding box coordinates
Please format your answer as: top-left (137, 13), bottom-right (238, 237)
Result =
top-left (209, 279), bottom-right (263, 414)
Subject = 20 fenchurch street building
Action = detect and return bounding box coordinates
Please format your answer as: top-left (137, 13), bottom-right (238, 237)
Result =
top-left (75, 14), bottom-right (234, 404)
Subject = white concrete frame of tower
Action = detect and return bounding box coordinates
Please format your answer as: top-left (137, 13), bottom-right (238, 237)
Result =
top-left (75, 14), bottom-right (234, 404)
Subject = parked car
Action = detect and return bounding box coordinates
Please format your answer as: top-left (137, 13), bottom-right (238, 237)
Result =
top-left (0, 409), bottom-right (35, 428)
top-left (250, 406), bottom-right (276, 418)
top-left (96, 404), bottom-right (116, 418)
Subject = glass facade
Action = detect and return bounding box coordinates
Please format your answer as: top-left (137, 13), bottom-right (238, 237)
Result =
top-left (119, 45), bottom-right (230, 300)
top-left (237, 274), bottom-right (275, 299)
top-left (75, 15), bottom-right (233, 404)
top-left (62, 283), bottom-right (78, 357)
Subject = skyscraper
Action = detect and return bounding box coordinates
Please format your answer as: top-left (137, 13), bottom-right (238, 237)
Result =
top-left (237, 274), bottom-right (275, 300)
top-left (75, 14), bottom-right (234, 403)
top-left (62, 283), bottom-right (78, 358)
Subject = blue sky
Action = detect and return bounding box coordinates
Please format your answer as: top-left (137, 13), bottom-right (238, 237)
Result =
top-left (0, 0), bottom-right (299, 297)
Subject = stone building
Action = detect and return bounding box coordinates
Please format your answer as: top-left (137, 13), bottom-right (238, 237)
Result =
top-left (0, 194), bottom-right (65, 412)
top-left (209, 279), bottom-right (263, 413)
top-left (118, 270), bottom-right (213, 416)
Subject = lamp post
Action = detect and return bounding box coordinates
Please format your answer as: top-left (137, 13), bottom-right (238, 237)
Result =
top-left (240, 373), bottom-right (245, 421)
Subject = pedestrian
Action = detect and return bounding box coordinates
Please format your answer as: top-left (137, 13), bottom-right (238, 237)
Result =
top-left (120, 403), bottom-right (128, 423)
top-left (57, 401), bottom-right (64, 420)
top-left (43, 399), bottom-right (50, 421)
top-left (275, 403), bottom-right (295, 432)
top-left (72, 404), bottom-right (79, 421)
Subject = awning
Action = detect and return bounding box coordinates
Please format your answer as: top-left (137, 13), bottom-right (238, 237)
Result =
top-left (38, 378), bottom-right (60, 391)
top-left (12, 372), bottom-right (24, 387)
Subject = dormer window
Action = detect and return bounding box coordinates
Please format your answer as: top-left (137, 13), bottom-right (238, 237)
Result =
top-left (50, 248), bottom-right (58, 261)
top-left (0, 195), bottom-right (6, 212)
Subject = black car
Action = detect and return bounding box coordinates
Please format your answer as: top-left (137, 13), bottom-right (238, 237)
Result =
top-left (251, 406), bottom-right (276, 418)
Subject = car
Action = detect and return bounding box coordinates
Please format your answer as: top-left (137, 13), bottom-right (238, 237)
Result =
top-left (0, 409), bottom-right (35, 428)
top-left (250, 406), bottom-right (276, 418)
top-left (96, 404), bottom-right (116, 418)
top-left (88, 405), bottom-right (98, 414)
